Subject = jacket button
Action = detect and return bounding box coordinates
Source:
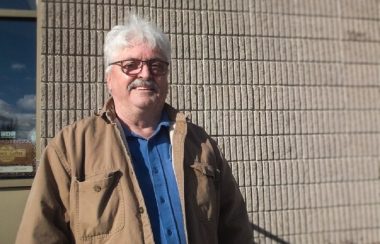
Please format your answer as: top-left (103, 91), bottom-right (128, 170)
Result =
top-left (138, 207), bottom-right (144, 214)
top-left (93, 185), bottom-right (102, 192)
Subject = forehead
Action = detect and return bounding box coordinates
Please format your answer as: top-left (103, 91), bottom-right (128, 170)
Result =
top-left (116, 42), bottom-right (165, 60)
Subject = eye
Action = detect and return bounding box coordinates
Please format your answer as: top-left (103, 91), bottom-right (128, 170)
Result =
top-left (122, 60), bottom-right (140, 70)
top-left (149, 61), bottom-right (167, 73)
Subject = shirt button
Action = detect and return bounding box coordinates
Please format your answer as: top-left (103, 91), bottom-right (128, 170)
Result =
top-left (152, 167), bottom-right (158, 174)
top-left (93, 185), bottom-right (101, 192)
top-left (160, 197), bottom-right (165, 204)
top-left (167, 229), bottom-right (172, 236)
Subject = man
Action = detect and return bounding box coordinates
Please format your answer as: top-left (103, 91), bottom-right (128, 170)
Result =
top-left (16, 15), bottom-right (252, 244)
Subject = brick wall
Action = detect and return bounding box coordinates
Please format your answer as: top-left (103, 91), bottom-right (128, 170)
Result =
top-left (40, 0), bottom-right (380, 243)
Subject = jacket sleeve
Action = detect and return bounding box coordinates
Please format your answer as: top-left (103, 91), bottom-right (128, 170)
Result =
top-left (215, 144), bottom-right (253, 244)
top-left (15, 141), bottom-right (74, 244)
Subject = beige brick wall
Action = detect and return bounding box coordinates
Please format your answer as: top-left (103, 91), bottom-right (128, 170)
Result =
top-left (39, 0), bottom-right (380, 243)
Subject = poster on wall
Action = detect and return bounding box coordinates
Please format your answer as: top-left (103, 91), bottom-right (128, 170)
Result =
top-left (0, 136), bottom-right (35, 178)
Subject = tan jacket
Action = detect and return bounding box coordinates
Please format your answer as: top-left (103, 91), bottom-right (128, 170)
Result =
top-left (16, 99), bottom-right (252, 244)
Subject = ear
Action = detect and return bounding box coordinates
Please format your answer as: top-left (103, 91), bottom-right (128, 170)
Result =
top-left (105, 73), bottom-right (112, 94)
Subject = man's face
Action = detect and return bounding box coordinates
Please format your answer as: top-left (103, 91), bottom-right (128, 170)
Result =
top-left (106, 42), bottom-right (169, 112)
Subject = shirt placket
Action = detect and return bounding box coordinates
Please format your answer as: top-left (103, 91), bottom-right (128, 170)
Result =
top-left (147, 138), bottom-right (180, 244)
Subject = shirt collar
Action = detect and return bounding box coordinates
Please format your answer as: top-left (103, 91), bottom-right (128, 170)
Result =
top-left (123, 110), bottom-right (171, 139)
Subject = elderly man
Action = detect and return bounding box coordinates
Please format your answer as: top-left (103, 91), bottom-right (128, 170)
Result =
top-left (16, 15), bottom-right (252, 244)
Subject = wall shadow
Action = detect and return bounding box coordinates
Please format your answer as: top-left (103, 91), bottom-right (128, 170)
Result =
top-left (251, 223), bottom-right (289, 244)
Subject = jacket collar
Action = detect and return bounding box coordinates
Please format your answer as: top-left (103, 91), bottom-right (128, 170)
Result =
top-left (98, 97), bottom-right (188, 124)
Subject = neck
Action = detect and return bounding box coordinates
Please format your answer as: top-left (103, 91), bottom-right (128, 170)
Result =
top-left (115, 103), bottom-right (164, 139)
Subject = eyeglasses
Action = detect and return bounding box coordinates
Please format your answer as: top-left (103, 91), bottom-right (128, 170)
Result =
top-left (109, 59), bottom-right (169, 76)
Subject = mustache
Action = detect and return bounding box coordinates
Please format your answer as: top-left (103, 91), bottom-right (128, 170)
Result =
top-left (127, 79), bottom-right (159, 92)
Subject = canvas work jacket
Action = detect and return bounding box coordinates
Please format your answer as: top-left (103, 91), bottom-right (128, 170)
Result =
top-left (16, 98), bottom-right (252, 244)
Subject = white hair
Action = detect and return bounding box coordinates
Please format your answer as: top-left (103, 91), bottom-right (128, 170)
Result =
top-left (104, 14), bottom-right (171, 74)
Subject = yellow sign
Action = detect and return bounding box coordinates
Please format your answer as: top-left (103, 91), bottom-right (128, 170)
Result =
top-left (0, 145), bottom-right (27, 163)
top-left (0, 140), bottom-right (34, 166)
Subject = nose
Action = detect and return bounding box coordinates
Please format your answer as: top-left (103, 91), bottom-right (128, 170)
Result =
top-left (138, 62), bottom-right (151, 79)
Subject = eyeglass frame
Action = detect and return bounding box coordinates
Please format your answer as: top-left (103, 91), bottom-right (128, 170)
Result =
top-left (108, 58), bottom-right (170, 76)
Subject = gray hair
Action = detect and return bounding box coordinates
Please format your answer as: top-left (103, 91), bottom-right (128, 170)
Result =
top-left (104, 14), bottom-right (171, 74)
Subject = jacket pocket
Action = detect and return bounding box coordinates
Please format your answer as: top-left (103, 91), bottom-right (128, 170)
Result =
top-left (190, 162), bottom-right (219, 221)
top-left (73, 170), bottom-right (124, 239)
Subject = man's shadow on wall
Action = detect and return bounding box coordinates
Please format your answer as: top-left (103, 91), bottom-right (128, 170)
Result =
top-left (251, 223), bottom-right (289, 244)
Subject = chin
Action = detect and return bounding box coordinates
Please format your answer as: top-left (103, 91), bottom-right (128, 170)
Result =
top-left (135, 98), bottom-right (164, 109)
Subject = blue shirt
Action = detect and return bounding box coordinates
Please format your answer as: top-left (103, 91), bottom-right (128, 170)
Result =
top-left (123, 112), bottom-right (186, 244)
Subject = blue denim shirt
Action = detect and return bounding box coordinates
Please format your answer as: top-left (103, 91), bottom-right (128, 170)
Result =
top-left (123, 112), bottom-right (186, 244)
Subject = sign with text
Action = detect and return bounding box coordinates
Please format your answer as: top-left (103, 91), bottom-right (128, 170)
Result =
top-left (0, 131), bottom-right (16, 139)
top-left (0, 140), bottom-right (35, 178)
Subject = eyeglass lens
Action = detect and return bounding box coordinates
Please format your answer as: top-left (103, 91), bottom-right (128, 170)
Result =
top-left (121, 59), bottom-right (168, 75)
